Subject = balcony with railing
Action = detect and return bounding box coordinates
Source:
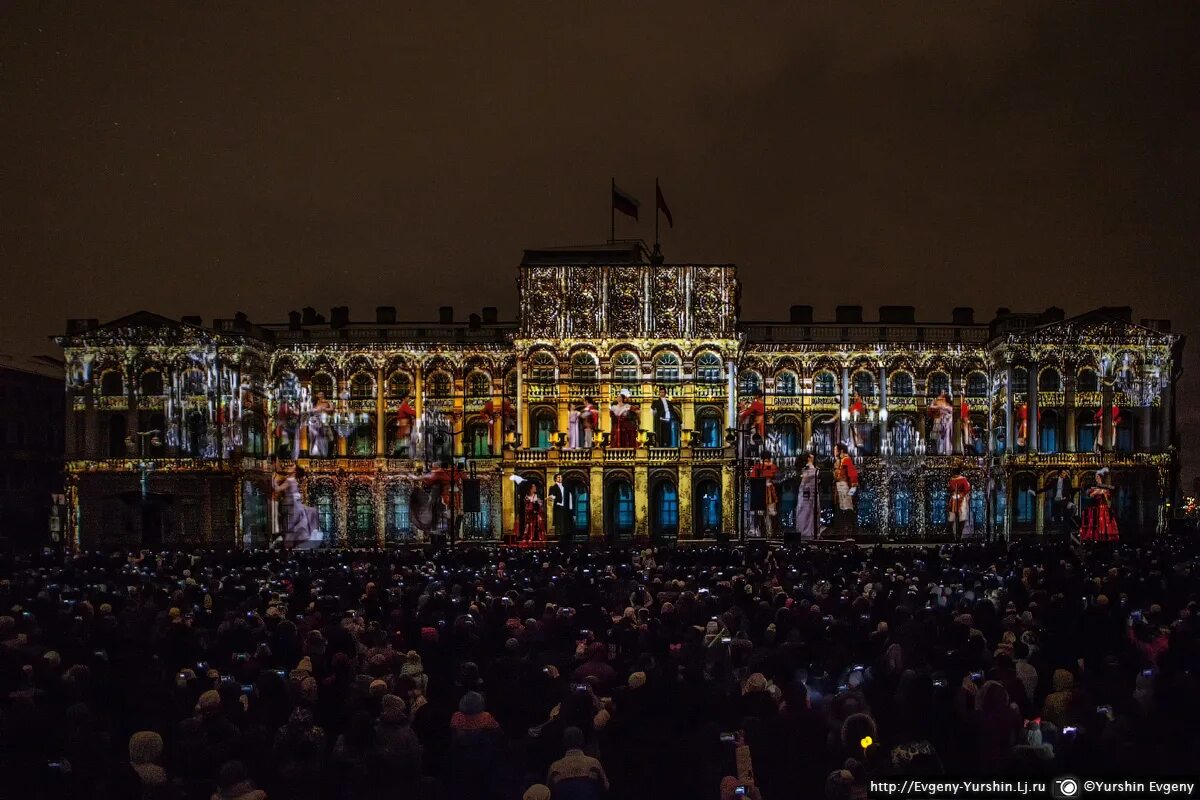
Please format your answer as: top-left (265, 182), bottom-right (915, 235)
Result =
top-left (647, 447), bottom-right (681, 464)
top-left (604, 448), bottom-right (637, 463)
top-left (515, 450), bottom-right (549, 466)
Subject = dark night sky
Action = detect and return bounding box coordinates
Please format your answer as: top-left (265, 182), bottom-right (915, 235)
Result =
top-left (2, 4), bottom-right (1198, 477)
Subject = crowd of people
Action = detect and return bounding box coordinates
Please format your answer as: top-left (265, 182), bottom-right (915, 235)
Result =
top-left (2, 536), bottom-right (1199, 799)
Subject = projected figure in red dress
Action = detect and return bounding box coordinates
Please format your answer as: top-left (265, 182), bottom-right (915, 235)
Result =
top-left (1080, 469), bottom-right (1118, 542)
top-left (522, 483), bottom-right (546, 543)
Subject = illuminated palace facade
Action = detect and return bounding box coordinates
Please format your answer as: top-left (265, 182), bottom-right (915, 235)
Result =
top-left (57, 243), bottom-right (1183, 548)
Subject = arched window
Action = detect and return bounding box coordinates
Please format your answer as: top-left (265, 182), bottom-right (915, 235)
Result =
top-left (966, 371), bottom-right (988, 397)
top-left (528, 351), bottom-right (557, 383)
top-left (855, 484), bottom-right (875, 529)
top-left (385, 483), bottom-right (411, 542)
top-left (100, 370), bottom-right (124, 397)
top-left (141, 370), bottom-right (164, 396)
top-left (570, 352), bottom-right (598, 384)
top-left (889, 372), bottom-right (914, 397)
top-left (971, 488), bottom-right (986, 528)
top-left (467, 419), bottom-right (491, 456)
top-left (768, 420), bottom-right (799, 457)
top-left (348, 414), bottom-right (375, 456)
top-left (276, 372), bottom-right (301, 402)
top-left (695, 352), bottom-right (723, 384)
top-left (350, 372), bottom-right (375, 400)
top-left (311, 484), bottom-right (336, 540)
top-left (348, 483), bottom-right (375, 545)
top-left (927, 372), bottom-right (950, 398)
top-left (653, 352), bottom-right (681, 384)
top-left (183, 368), bottom-right (206, 396)
top-left (569, 480), bottom-right (590, 535)
top-left (695, 479), bottom-right (721, 534)
top-left (311, 372), bottom-right (335, 398)
top-left (1039, 410), bottom-right (1060, 453)
top-left (427, 371), bottom-right (452, 398)
top-left (504, 370), bottom-right (518, 397)
top-left (775, 371), bottom-right (798, 396)
top-left (243, 413), bottom-right (266, 458)
top-left (387, 371), bottom-right (412, 399)
top-left (653, 482), bottom-right (679, 537)
top-left (888, 415), bottom-right (918, 455)
top-left (813, 371), bottom-right (837, 397)
top-left (1077, 368), bottom-right (1099, 392)
top-left (607, 480), bottom-right (635, 539)
top-left (993, 481), bottom-right (1008, 527)
top-left (612, 351), bottom-right (640, 384)
top-left (810, 414), bottom-right (836, 456)
top-left (1011, 367), bottom-right (1029, 394)
top-left (1014, 474), bottom-right (1036, 526)
top-left (698, 408), bottom-right (723, 448)
top-left (1038, 368), bottom-right (1062, 392)
top-left (930, 485), bottom-right (947, 525)
top-left (1116, 413), bottom-right (1134, 452)
top-left (532, 408), bottom-right (556, 449)
top-left (892, 485), bottom-right (914, 529)
top-left (467, 371), bottom-right (492, 397)
top-left (1077, 410), bottom-right (1097, 453)
top-left (852, 371), bottom-right (876, 398)
top-left (739, 371), bottom-right (762, 396)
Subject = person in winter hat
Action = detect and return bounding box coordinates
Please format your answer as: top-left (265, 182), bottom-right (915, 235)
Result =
top-left (211, 760), bottom-right (266, 800)
top-left (128, 730), bottom-right (168, 794)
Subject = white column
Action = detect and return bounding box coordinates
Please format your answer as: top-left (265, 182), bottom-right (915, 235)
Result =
top-left (726, 359), bottom-right (737, 428)
top-left (515, 355), bottom-right (525, 445)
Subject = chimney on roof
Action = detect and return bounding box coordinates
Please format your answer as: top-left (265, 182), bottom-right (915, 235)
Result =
top-left (835, 305), bottom-right (863, 324)
top-left (1039, 306), bottom-right (1065, 324)
top-left (330, 306), bottom-right (350, 329)
top-left (288, 311), bottom-right (302, 331)
top-left (438, 306), bottom-right (453, 324)
top-left (952, 307), bottom-right (975, 325)
top-left (879, 305), bottom-right (915, 324)
top-left (181, 315), bottom-right (203, 327)
top-left (376, 306), bottom-right (396, 324)
top-left (482, 306), bottom-right (498, 324)
top-left (302, 307), bottom-right (319, 325)
top-left (789, 305), bottom-right (813, 324)
top-left (468, 313), bottom-right (481, 330)
top-left (67, 319), bottom-right (99, 334)
top-left (234, 311), bottom-right (248, 324)
top-left (994, 307), bottom-right (1011, 319)
top-left (1140, 318), bottom-right (1171, 333)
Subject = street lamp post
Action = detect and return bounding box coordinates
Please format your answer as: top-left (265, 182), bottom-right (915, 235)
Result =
top-left (727, 426), bottom-right (762, 544)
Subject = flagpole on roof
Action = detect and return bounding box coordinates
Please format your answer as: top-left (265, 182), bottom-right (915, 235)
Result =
top-left (610, 177), bottom-right (615, 244)
top-left (655, 177), bottom-right (660, 250)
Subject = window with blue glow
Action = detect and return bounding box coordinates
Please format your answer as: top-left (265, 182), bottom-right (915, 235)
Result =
top-left (572, 485), bottom-right (589, 532)
top-left (533, 409), bottom-right (555, 449)
top-left (697, 480), bottom-right (721, 533)
top-left (930, 486), bottom-right (948, 525)
top-left (1039, 411), bottom-right (1058, 453)
top-left (890, 372), bottom-right (914, 396)
top-left (655, 483), bottom-right (679, 534)
top-left (892, 486), bottom-right (913, 528)
top-left (700, 411), bottom-right (723, 448)
top-left (696, 352), bottom-right (723, 384)
top-left (611, 481), bottom-right (634, 535)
